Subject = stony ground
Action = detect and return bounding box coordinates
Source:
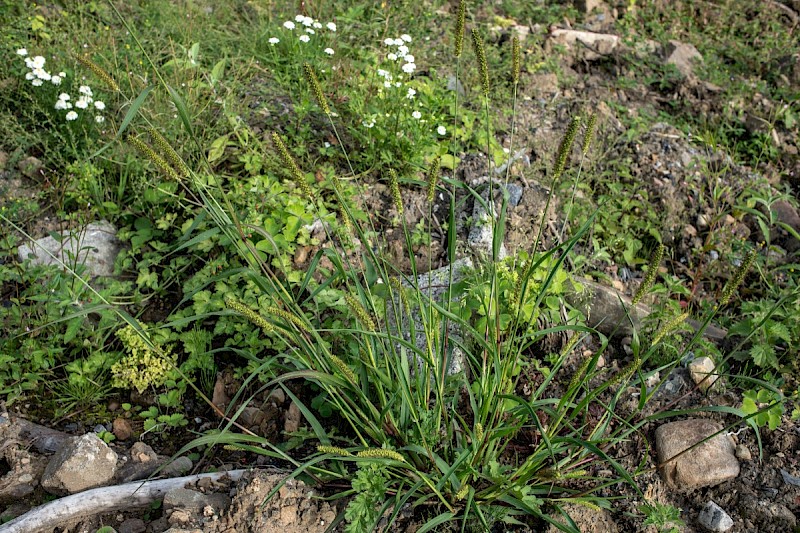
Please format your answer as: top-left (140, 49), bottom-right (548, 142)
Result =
top-left (1, 0), bottom-right (799, 532)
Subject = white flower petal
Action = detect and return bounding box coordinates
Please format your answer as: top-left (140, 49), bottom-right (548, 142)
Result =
top-left (283, 21), bottom-right (295, 30)
top-left (326, 22), bottom-right (336, 31)
top-left (401, 34), bottom-right (412, 42)
top-left (324, 48), bottom-right (334, 55)
top-left (66, 111), bottom-right (78, 121)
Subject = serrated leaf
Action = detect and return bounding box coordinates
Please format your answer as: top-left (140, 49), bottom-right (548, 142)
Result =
top-left (767, 321), bottom-right (791, 343)
top-left (750, 343), bottom-right (777, 369)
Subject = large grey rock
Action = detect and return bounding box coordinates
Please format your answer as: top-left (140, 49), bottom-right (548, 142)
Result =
top-left (17, 220), bottom-right (121, 277)
top-left (655, 419), bottom-right (739, 490)
top-left (41, 433), bottom-right (118, 495)
top-left (565, 278), bottom-right (650, 336)
top-left (390, 258), bottom-right (473, 376)
top-left (664, 40), bottom-right (703, 78)
top-left (698, 501), bottom-right (734, 532)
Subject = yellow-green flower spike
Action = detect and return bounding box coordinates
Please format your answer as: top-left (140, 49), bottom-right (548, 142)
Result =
top-left (147, 127), bottom-right (190, 178)
top-left (582, 112), bottom-right (597, 156)
top-left (389, 169), bottom-right (403, 217)
top-left (719, 248), bottom-right (757, 308)
top-left (651, 312), bottom-right (689, 346)
top-left (303, 63), bottom-right (330, 115)
top-left (329, 354), bottom-right (357, 384)
top-left (454, 0), bottom-right (466, 58)
top-left (471, 29), bottom-right (490, 98)
top-left (317, 445), bottom-right (353, 456)
top-left (266, 306), bottom-right (310, 333)
top-left (271, 132), bottom-right (314, 200)
top-left (225, 298), bottom-right (274, 333)
top-left (356, 448), bottom-right (405, 462)
top-left (632, 244), bottom-right (664, 306)
top-left (426, 156), bottom-right (441, 204)
top-left (345, 294), bottom-right (376, 332)
top-left (512, 36), bottom-right (520, 86)
top-left (73, 53), bottom-right (119, 92)
top-left (128, 135), bottom-right (179, 181)
top-left (553, 116), bottom-right (581, 181)
top-left (455, 483), bottom-right (470, 501)
top-left (474, 422), bottom-right (484, 443)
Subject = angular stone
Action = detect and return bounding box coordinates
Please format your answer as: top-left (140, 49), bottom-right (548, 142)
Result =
top-left (41, 433), bottom-right (118, 495)
top-left (689, 356), bottom-right (719, 392)
top-left (665, 40), bottom-right (703, 78)
top-left (17, 220), bottom-right (122, 277)
top-left (655, 419), bottom-right (739, 490)
top-left (698, 501), bottom-right (734, 532)
top-left (163, 487), bottom-right (230, 513)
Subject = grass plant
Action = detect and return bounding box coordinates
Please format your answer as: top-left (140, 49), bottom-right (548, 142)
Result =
top-left (0, 0), bottom-right (798, 531)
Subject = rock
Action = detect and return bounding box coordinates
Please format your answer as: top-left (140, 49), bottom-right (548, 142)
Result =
top-left (41, 433), bottom-right (118, 495)
top-left (284, 401), bottom-right (302, 433)
top-left (112, 417), bottom-right (133, 441)
top-left (163, 487), bottom-right (231, 513)
top-left (17, 220), bottom-right (122, 278)
top-left (734, 444), bottom-right (752, 461)
top-left (17, 156), bottom-right (43, 178)
top-left (773, 199), bottom-right (800, 230)
top-left (546, 502), bottom-right (619, 532)
top-left (566, 278), bottom-right (650, 336)
top-left (0, 444), bottom-right (42, 503)
top-left (664, 40), bottom-right (703, 78)
top-left (575, 0), bottom-right (605, 13)
top-left (118, 518), bottom-right (146, 533)
top-left (688, 356), bottom-right (719, 392)
top-left (698, 501), bottom-right (734, 532)
top-left (268, 388), bottom-right (286, 405)
top-left (162, 456), bottom-right (193, 476)
top-left (549, 28), bottom-right (620, 61)
top-left (390, 259), bottom-right (473, 376)
top-left (446, 75), bottom-right (465, 96)
top-left (655, 419), bottom-right (739, 490)
top-left (130, 441), bottom-right (158, 463)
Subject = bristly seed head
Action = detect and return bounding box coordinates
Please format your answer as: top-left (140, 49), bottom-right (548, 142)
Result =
top-left (426, 156), bottom-right (441, 204)
top-left (388, 169), bottom-right (403, 217)
top-left (552, 116), bottom-right (581, 181)
top-left (511, 36), bottom-right (520, 86)
top-left (147, 127), bottom-right (190, 178)
top-left (266, 306), bottom-right (310, 333)
top-left (719, 248), bottom-right (757, 308)
top-left (582, 112), bottom-right (597, 156)
top-left (329, 354), bottom-right (357, 384)
top-left (471, 29), bottom-right (489, 98)
top-left (128, 135), bottom-right (180, 181)
top-left (631, 243), bottom-right (664, 306)
top-left (355, 448), bottom-right (405, 462)
top-left (454, 0), bottom-right (466, 58)
top-left (345, 294), bottom-right (376, 332)
top-left (303, 63), bottom-right (330, 115)
top-left (73, 53), bottom-right (119, 92)
top-left (317, 445), bottom-right (353, 456)
top-left (225, 297), bottom-right (274, 333)
top-left (651, 311), bottom-right (689, 346)
top-left (271, 132), bottom-right (314, 200)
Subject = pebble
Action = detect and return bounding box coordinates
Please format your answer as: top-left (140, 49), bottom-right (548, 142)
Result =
top-left (689, 356), bottom-right (719, 392)
top-left (735, 444), bottom-right (752, 461)
top-left (698, 501), bottom-right (734, 532)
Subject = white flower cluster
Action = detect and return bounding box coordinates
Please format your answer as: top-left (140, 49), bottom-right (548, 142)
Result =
top-left (18, 49), bottom-right (64, 87)
top-left (372, 33), bottom-right (445, 135)
top-left (383, 34), bottom-right (415, 74)
top-left (270, 14), bottom-right (337, 54)
top-left (18, 48), bottom-right (106, 124)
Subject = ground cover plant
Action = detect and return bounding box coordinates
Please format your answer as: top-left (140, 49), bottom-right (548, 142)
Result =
top-left (0, 0), bottom-right (799, 531)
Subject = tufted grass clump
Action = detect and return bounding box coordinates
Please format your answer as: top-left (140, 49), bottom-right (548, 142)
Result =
top-left (1, 2), bottom-right (788, 533)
